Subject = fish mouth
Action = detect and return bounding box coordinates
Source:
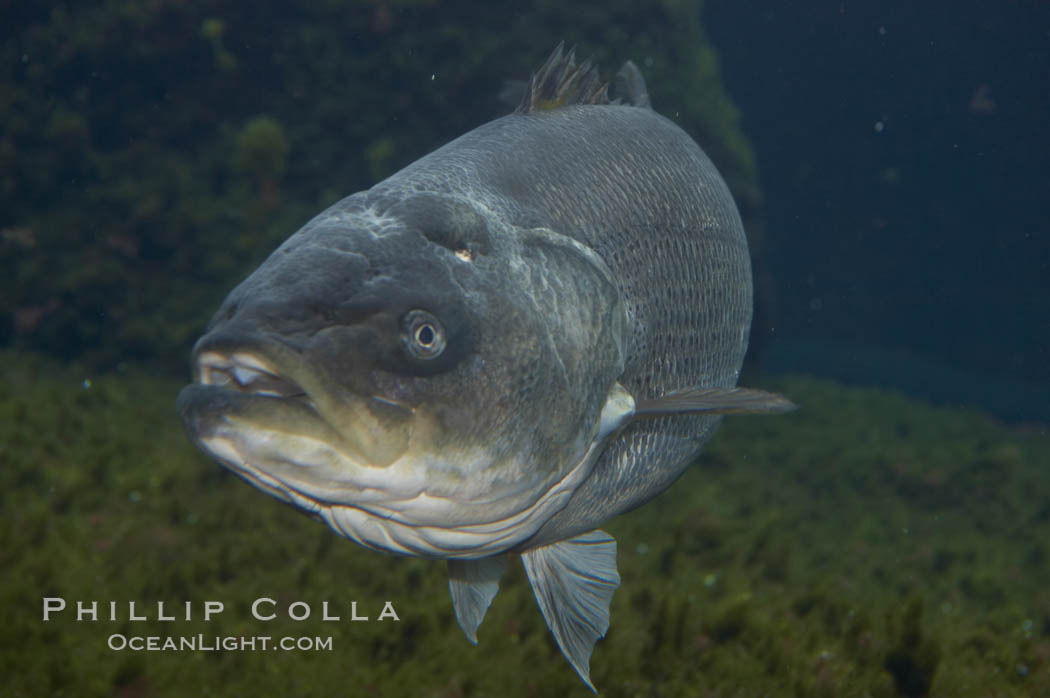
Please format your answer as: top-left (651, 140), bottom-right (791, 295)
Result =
top-left (177, 344), bottom-right (329, 447)
top-left (195, 349), bottom-right (317, 409)
top-left (176, 336), bottom-right (420, 505)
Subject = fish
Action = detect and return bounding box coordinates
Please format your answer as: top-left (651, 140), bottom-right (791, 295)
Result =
top-left (176, 43), bottom-right (795, 690)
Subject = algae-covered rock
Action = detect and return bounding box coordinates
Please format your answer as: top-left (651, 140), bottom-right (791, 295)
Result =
top-left (4, 355), bottom-right (1048, 696)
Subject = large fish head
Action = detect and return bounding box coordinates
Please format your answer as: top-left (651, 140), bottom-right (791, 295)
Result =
top-left (176, 191), bottom-right (628, 558)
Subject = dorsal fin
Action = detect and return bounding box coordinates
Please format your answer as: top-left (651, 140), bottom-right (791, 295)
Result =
top-left (516, 42), bottom-right (610, 114)
top-left (614, 60), bottom-right (651, 109)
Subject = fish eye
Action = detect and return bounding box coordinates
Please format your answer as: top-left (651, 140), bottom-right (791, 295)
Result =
top-left (402, 310), bottom-right (446, 359)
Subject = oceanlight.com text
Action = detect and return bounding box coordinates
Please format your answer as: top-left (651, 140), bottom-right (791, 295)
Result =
top-left (107, 633), bottom-right (334, 652)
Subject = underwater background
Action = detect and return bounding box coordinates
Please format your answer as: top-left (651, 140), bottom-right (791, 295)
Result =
top-left (2, 1), bottom-right (1047, 696)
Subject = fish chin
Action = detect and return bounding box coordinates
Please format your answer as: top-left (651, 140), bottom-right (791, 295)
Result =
top-left (318, 445), bottom-right (598, 559)
top-left (180, 387), bottom-right (603, 559)
top-left (176, 351), bottom-right (608, 560)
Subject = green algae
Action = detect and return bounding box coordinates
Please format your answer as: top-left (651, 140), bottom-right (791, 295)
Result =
top-left (3, 354), bottom-right (1047, 696)
top-left (234, 116), bottom-right (290, 182)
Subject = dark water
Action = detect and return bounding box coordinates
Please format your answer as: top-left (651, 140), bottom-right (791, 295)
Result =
top-left (707, 0), bottom-right (1050, 422)
top-left (3, 2), bottom-right (1048, 696)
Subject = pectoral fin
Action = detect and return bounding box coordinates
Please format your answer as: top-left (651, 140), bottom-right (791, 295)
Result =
top-left (521, 530), bottom-right (620, 692)
top-left (634, 386), bottom-right (797, 417)
top-left (448, 556), bottom-right (508, 643)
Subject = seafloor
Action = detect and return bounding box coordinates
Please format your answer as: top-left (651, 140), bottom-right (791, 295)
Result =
top-left (4, 351), bottom-right (1048, 697)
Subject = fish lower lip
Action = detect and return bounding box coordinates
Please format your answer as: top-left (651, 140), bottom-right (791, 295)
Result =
top-left (196, 350), bottom-right (311, 402)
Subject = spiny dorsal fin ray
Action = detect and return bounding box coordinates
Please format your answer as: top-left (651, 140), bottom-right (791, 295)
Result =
top-left (516, 42), bottom-right (610, 114)
top-left (521, 530), bottom-right (620, 692)
top-left (448, 556), bottom-right (508, 643)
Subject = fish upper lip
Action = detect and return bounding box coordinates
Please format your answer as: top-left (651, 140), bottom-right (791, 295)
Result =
top-left (191, 343), bottom-right (416, 417)
top-left (195, 349), bottom-right (315, 406)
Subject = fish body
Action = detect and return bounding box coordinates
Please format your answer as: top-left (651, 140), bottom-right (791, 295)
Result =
top-left (177, 45), bottom-right (793, 689)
